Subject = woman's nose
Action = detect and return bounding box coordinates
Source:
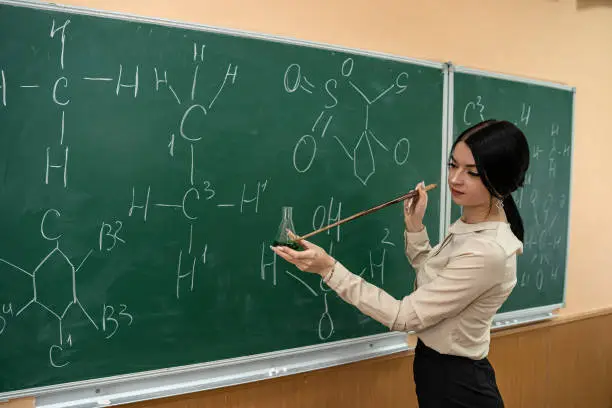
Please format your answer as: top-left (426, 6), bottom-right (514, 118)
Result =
top-left (449, 170), bottom-right (463, 185)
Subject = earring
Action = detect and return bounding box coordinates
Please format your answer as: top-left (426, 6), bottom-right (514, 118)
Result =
top-left (496, 199), bottom-right (504, 210)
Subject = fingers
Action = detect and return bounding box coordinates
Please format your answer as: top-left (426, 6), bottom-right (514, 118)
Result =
top-left (282, 246), bottom-right (316, 260)
top-left (417, 181), bottom-right (427, 200)
top-left (270, 245), bottom-right (316, 272)
top-left (404, 197), bottom-right (414, 214)
top-left (272, 231), bottom-right (317, 259)
top-left (407, 181), bottom-right (424, 212)
top-left (271, 245), bottom-right (294, 262)
top-left (271, 244), bottom-right (298, 261)
top-left (272, 246), bottom-right (308, 270)
top-left (405, 181), bottom-right (428, 219)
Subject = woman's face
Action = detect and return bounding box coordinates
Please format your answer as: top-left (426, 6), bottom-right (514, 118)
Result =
top-left (447, 141), bottom-right (492, 208)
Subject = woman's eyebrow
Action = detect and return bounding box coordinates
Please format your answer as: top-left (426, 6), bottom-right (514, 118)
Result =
top-left (450, 156), bottom-right (477, 167)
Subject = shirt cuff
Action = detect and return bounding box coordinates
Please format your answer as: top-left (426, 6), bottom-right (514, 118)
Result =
top-left (323, 261), bottom-right (350, 289)
top-left (404, 226), bottom-right (429, 243)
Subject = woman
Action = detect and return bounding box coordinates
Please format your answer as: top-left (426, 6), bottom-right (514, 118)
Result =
top-left (271, 119), bottom-right (529, 407)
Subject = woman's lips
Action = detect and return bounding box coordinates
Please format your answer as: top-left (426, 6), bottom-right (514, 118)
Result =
top-left (450, 188), bottom-right (464, 197)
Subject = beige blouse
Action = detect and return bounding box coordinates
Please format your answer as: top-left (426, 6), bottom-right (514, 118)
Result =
top-left (323, 219), bottom-right (523, 360)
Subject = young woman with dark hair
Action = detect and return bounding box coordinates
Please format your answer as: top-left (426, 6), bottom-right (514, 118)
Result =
top-left (271, 119), bottom-right (530, 407)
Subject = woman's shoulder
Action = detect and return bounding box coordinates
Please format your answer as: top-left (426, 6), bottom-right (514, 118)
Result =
top-left (445, 235), bottom-right (517, 282)
top-left (488, 222), bottom-right (523, 256)
top-left (447, 224), bottom-right (521, 272)
top-left (454, 235), bottom-right (508, 269)
top-left (450, 219), bottom-right (523, 257)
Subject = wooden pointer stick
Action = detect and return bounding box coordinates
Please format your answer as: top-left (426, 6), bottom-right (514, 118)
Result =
top-left (291, 183), bottom-right (437, 242)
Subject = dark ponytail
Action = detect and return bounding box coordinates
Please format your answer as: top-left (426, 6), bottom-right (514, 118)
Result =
top-left (503, 194), bottom-right (524, 242)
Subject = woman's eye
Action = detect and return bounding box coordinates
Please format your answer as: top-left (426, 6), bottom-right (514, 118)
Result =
top-left (468, 171), bottom-right (480, 177)
top-left (447, 162), bottom-right (457, 168)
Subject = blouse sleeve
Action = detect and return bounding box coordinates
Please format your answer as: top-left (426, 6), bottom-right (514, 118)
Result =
top-left (323, 239), bottom-right (506, 332)
top-left (404, 227), bottom-right (432, 270)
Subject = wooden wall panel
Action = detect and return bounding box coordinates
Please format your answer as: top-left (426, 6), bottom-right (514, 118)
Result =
top-left (1, 398), bottom-right (34, 408)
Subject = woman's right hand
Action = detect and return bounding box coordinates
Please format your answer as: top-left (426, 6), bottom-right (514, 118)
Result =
top-left (404, 181), bottom-right (428, 232)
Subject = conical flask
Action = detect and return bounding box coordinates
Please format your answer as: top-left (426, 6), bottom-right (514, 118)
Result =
top-left (272, 206), bottom-right (301, 250)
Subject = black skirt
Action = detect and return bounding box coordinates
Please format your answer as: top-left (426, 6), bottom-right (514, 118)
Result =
top-left (413, 339), bottom-right (504, 408)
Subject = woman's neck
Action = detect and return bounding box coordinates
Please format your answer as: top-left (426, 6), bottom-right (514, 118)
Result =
top-left (461, 203), bottom-right (507, 224)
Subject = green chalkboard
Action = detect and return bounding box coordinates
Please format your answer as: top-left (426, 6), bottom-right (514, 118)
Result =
top-left (0, 2), bottom-right (445, 393)
top-left (451, 68), bottom-right (574, 314)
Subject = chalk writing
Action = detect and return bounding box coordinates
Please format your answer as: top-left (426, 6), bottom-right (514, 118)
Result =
top-left (193, 42), bottom-right (205, 62)
top-left (463, 96), bottom-right (485, 126)
top-left (287, 59), bottom-right (412, 185)
top-left (45, 146), bottom-right (68, 188)
top-left (99, 220), bottom-right (126, 252)
top-left (509, 109), bottom-right (571, 292)
top-left (209, 64), bottom-right (238, 110)
top-left (116, 64), bottom-right (139, 97)
top-left (52, 77), bottom-right (70, 106)
top-left (0, 210), bottom-right (117, 368)
top-left (312, 197), bottom-right (342, 242)
top-left (102, 304), bottom-right (133, 339)
top-left (520, 103), bottom-right (531, 126)
top-left (49, 19), bottom-right (70, 70)
top-left (262, 223), bottom-right (391, 340)
top-left (0, 304), bottom-right (12, 336)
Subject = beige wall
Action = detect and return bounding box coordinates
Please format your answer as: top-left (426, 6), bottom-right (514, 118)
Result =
top-left (52, 0), bottom-right (611, 315)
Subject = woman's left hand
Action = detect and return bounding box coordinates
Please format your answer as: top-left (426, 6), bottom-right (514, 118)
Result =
top-left (270, 230), bottom-right (336, 277)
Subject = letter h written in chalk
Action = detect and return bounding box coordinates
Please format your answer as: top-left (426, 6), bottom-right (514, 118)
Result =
top-left (260, 243), bottom-right (277, 286)
top-left (240, 181), bottom-right (267, 214)
top-left (129, 186), bottom-right (150, 222)
top-left (116, 65), bottom-right (139, 97)
top-left (176, 250), bottom-right (197, 299)
top-left (45, 147), bottom-right (69, 187)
